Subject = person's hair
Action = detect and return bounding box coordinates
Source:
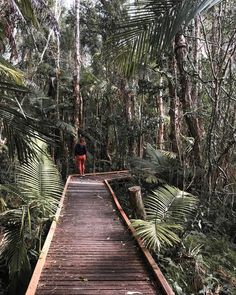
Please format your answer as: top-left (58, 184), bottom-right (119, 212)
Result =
top-left (79, 137), bottom-right (86, 145)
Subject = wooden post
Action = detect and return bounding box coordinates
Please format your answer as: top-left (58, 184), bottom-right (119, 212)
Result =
top-left (128, 186), bottom-right (146, 220)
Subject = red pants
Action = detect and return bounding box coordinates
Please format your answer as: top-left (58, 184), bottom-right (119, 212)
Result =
top-left (75, 155), bottom-right (86, 175)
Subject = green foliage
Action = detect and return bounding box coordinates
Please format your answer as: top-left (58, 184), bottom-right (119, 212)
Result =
top-left (0, 102), bottom-right (57, 163)
top-left (145, 185), bottom-right (198, 222)
top-left (0, 0), bottom-right (235, 293)
top-left (132, 184), bottom-right (198, 251)
top-left (145, 174), bottom-right (158, 184)
top-left (0, 197), bottom-right (7, 213)
top-left (56, 121), bottom-right (76, 137)
top-left (0, 0), bottom-right (61, 164)
top-left (0, 141), bottom-right (63, 294)
top-left (0, 212), bottom-right (31, 294)
top-left (145, 143), bottom-right (177, 167)
top-left (15, 0), bottom-right (40, 28)
top-left (131, 143), bottom-right (180, 185)
top-left (0, 58), bottom-right (24, 84)
top-left (160, 233), bottom-right (236, 294)
top-left (132, 219), bottom-right (182, 251)
top-left (109, 0), bottom-right (223, 77)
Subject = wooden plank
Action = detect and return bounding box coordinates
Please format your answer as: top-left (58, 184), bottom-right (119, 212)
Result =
top-left (26, 172), bottom-right (171, 295)
top-left (104, 179), bottom-right (175, 295)
top-left (25, 176), bottom-right (72, 295)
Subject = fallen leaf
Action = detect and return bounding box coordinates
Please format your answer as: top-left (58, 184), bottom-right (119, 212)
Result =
top-left (79, 276), bottom-right (88, 282)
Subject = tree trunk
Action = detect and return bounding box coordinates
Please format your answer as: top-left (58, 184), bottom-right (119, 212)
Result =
top-left (191, 16), bottom-right (205, 142)
top-left (156, 77), bottom-right (165, 150)
top-left (168, 56), bottom-right (181, 156)
top-left (73, 0), bottom-right (82, 136)
top-left (138, 95), bottom-right (144, 158)
top-left (191, 17), bottom-right (200, 104)
top-left (156, 94), bottom-right (165, 150)
top-left (128, 186), bottom-right (146, 220)
top-left (120, 79), bottom-right (136, 157)
top-left (174, 32), bottom-right (202, 165)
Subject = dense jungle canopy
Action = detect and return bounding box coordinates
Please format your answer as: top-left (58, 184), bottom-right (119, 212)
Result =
top-left (0, 0), bottom-right (235, 294)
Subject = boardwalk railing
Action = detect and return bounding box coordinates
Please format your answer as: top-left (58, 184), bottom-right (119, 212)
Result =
top-left (105, 179), bottom-right (174, 295)
top-left (26, 175), bottom-right (73, 295)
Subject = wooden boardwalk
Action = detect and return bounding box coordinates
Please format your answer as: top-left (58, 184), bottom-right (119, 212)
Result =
top-left (26, 172), bottom-right (174, 295)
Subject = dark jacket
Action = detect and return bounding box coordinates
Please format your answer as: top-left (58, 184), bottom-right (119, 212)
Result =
top-left (74, 143), bottom-right (87, 156)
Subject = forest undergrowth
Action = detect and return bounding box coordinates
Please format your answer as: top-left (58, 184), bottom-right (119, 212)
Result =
top-left (110, 173), bottom-right (236, 295)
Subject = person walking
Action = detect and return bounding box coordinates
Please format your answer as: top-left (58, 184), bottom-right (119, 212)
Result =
top-left (74, 137), bottom-right (87, 176)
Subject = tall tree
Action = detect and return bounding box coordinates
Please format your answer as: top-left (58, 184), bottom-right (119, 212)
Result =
top-left (73, 0), bottom-right (82, 135)
top-left (174, 32), bottom-right (203, 164)
top-left (0, 0), bottom-right (59, 163)
top-left (108, 0), bottom-right (223, 164)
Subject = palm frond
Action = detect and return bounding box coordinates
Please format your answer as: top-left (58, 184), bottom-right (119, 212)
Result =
top-left (0, 197), bottom-right (7, 213)
top-left (131, 184), bottom-right (198, 251)
top-left (160, 150), bottom-right (177, 159)
top-left (180, 134), bottom-right (195, 153)
top-left (109, 0), bottom-right (223, 76)
top-left (131, 143), bottom-right (178, 178)
top-left (56, 121), bottom-right (76, 137)
top-left (13, 0), bottom-right (39, 28)
top-left (0, 208), bottom-right (22, 226)
top-left (145, 184), bottom-right (198, 223)
top-left (0, 141), bottom-right (62, 291)
top-left (15, 140), bottom-right (63, 215)
top-left (145, 174), bottom-right (158, 184)
top-left (0, 140), bottom-right (62, 217)
top-left (145, 143), bottom-right (177, 167)
top-left (132, 219), bottom-right (182, 251)
top-left (12, 0), bottom-right (59, 32)
top-left (0, 81), bottom-right (29, 93)
top-left (130, 143), bottom-right (180, 184)
top-left (0, 57), bottom-right (24, 84)
top-left (0, 209), bottom-right (31, 285)
top-left (0, 103), bottom-right (58, 162)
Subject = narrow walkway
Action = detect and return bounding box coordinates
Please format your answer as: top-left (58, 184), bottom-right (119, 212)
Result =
top-left (27, 173), bottom-right (171, 295)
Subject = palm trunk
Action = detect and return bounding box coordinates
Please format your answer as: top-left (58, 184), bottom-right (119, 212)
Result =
top-left (174, 32), bottom-right (202, 165)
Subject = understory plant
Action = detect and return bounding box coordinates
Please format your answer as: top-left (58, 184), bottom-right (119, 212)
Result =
top-left (131, 143), bottom-right (198, 251)
top-left (0, 141), bottom-right (63, 294)
top-left (160, 233), bottom-right (236, 295)
top-left (130, 144), bottom-right (236, 294)
top-left (131, 184), bottom-right (198, 251)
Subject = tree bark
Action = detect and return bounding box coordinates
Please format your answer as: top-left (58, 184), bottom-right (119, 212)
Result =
top-left (191, 16), bottom-right (205, 142)
top-left (174, 32), bottom-right (203, 165)
top-left (128, 186), bottom-right (146, 220)
top-left (73, 0), bottom-right (82, 136)
top-left (156, 94), bottom-right (165, 150)
top-left (156, 77), bottom-right (165, 150)
top-left (120, 79), bottom-right (136, 157)
top-left (168, 56), bottom-right (181, 156)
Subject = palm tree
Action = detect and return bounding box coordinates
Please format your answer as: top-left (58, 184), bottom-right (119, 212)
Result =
top-left (130, 143), bottom-right (198, 251)
top-left (0, 141), bottom-right (63, 294)
top-left (109, 0), bottom-right (223, 165)
top-left (0, 0), bottom-right (60, 163)
top-left (109, 0), bottom-right (223, 76)
top-left (131, 143), bottom-right (180, 185)
top-left (0, 90), bottom-right (58, 163)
